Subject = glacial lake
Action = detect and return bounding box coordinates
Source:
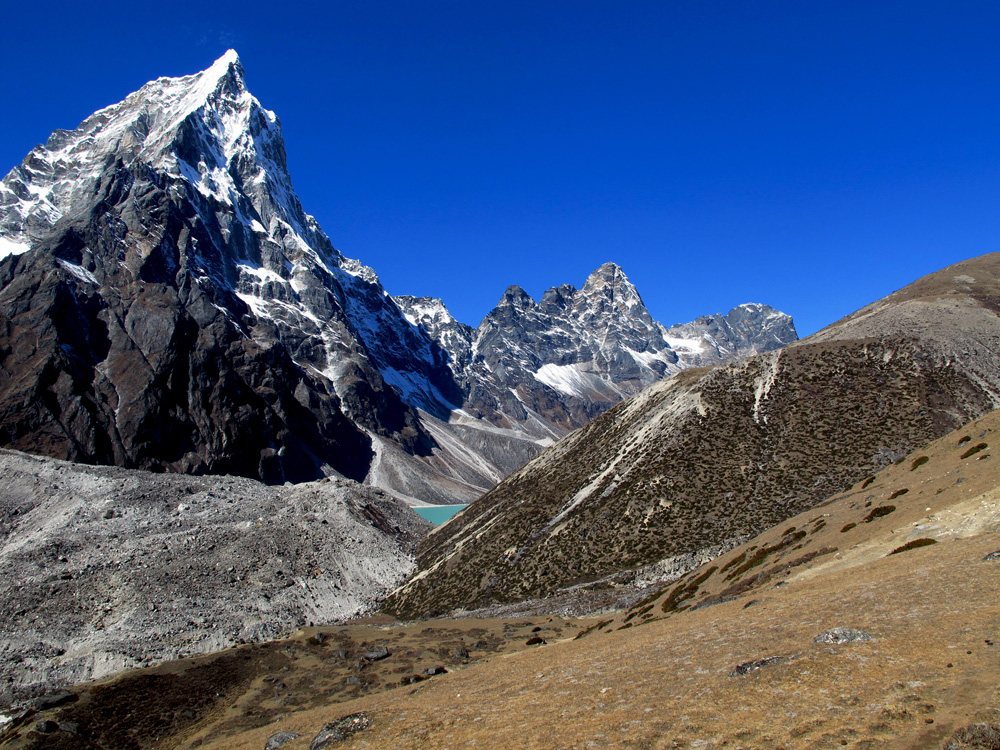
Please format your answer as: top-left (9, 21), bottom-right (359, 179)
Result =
top-left (413, 505), bottom-right (468, 525)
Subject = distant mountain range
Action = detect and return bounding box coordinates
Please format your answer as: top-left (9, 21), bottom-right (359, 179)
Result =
top-left (385, 253), bottom-right (1000, 617)
top-left (0, 51), bottom-right (795, 505)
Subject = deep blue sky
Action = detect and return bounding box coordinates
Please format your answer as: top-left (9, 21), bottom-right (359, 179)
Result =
top-left (3, 1), bottom-right (999, 336)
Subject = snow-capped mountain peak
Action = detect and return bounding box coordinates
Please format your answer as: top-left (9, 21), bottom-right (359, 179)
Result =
top-left (0, 50), bottom-right (286, 255)
top-left (398, 264), bottom-right (796, 441)
top-left (0, 51), bottom-right (462, 490)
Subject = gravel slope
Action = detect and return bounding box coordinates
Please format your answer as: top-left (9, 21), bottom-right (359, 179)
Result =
top-left (0, 449), bottom-right (430, 704)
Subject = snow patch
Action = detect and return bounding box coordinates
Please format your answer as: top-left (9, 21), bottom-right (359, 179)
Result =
top-left (535, 363), bottom-right (602, 397)
top-left (235, 292), bottom-right (273, 321)
top-left (236, 292), bottom-right (323, 329)
top-left (397, 297), bottom-right (457, 329)
top-left (664, 336), bottom-right (706, 353)
top-left (237, 263), bottom-right (284, 284)
top-left (626, 347), bottom-right (681, 375)
top-left (381, 367), bottom-right (459, 414)
top-left (57, 259), bottom-right (98, 285)
top-left (0, 236), bottom-right (30, 260)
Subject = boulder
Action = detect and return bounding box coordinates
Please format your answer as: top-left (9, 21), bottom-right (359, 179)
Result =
top-left (265, 731), bottom-right (301, 749)
top-left (728, 656), bottom-right (784, 677)
top-left (362, 646), bottom-right (389, 661)
top-left (814, 627), bottom-right (874, 644)
top-left (309, 713), bottom-right (372, 749)
top-left (31, 690), bottom-right (77, 711)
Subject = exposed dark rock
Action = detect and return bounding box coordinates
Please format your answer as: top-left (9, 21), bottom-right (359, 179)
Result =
top-left (33, 719), bottom-right (59, 734)
top-left (814, 628), bottom-right (874, 644)
top-left (984, 550), bottom-right (1000, 561)
top-left (361, 646), bottom-right (389, 661)
top-left (691, 596), bottom-right (738, 611)
top-left (728, 656), bottom-right (785, 677)
top-left (0, 52), bottom-right (459, 497)
top-left (30, 690), bottom-right (77, 711)
top-left (309, 712), bottom-right (372, 749)
top-left (265, 731), bottom-right (301, 749)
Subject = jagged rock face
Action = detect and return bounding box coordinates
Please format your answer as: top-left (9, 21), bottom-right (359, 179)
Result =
top-left (0, 51), bottom-right (458, 485)
top-left (384, 253), bottom-right (1000, 617)
top-left (664, 302), bottom-right (800, 366)
top-left (395, 265), bottom-right (797, 438)
top-left (465, 266), bottom-right (678, 434)
top-left (394, 295), bottom-right (476, 370)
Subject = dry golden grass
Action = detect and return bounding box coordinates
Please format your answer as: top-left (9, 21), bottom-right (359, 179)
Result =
top-left (202, 533), bottom-right (1000, 749)
top-left (192, 411), bottom-right (1000, 750)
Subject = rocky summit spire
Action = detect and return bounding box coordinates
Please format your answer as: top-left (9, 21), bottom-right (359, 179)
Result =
top-left (496, 285), bottom-right (535, 310)
top-left (0, 49), bottom-right (268, 252)
top-left (581, 262), bottom-right (645, 312)
top-left (0, 52), bottom-right (460, 491)
top-left (205, 49), bottom-right (245, 90)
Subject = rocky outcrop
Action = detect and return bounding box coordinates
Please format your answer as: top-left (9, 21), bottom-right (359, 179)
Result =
top-left (384, 253), bottom-right (1000, 617)
top-left (664, 302), bottom-right (799, 366)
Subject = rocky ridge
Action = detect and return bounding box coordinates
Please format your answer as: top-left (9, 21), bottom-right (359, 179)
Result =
top-left (0, 448), bottom-right (429, 705)
top-left (395, 264), bottom-right (796, 438)
top-left (385, 253), bottom-right (1000, 616)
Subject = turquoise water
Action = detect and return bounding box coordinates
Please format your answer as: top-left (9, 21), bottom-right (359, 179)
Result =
top-left (413, 505), bottom-right (468, 525)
